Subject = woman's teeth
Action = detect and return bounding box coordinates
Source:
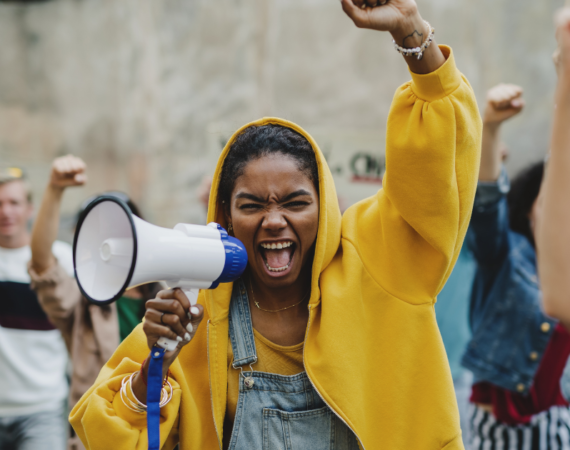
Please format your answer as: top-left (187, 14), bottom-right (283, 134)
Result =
top-left (265, 262), bottom-right (290, 272)
top-left (260, 241), bottom-right (293, 272)
top-left (260, 241), bottom-right (293, 250)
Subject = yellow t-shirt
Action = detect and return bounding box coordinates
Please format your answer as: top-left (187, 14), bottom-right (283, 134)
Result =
top-left (223, 329), bottom-right (304, 448)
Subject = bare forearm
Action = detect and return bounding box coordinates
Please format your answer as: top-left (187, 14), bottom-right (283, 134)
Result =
top-left (539, 80), bottom-right (570, 320)
top-left (479, 123), bottom-right (502, 181)
top-left (30, 185), bottom-right (64, 274)
top-left (132, 369), bottom-right (148, 404)
top-left (391, 16), bottom-right (445, 74)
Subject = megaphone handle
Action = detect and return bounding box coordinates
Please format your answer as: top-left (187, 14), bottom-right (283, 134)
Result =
top-left (156, 337), bottom-right (179, 352)
top-left (182, 288), bottom-right (199, 307)
top-left (156, 288), bottom-right (200, 352)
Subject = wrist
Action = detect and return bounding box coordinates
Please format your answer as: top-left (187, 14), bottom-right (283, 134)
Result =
top-left (148, 350), bottom-right (176, 379)
top-left (47, 183), bottom-right (65, 196)
top-left (162, 357), bottom-right (176, 379)
top-left (482, 120), bottom-right (502, 132)
top-left (389, 10), bottom-right (424, 47)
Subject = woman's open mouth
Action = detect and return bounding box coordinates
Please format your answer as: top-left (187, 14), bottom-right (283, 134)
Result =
top-left (259, 241), bottom-right (296, 276)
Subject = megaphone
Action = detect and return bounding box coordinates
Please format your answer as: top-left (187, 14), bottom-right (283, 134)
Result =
top-left (73, 195), bottom-right (247, 350)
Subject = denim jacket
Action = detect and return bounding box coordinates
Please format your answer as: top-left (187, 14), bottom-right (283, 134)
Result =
top-left (460, 169), bottom-right (557, 394)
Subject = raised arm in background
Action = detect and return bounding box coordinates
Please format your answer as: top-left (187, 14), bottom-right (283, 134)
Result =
top-left (480, 84), bottom-right (524, 181)
top-left (538, 8), bottom-right (570, 326)
top-left (28, 155), bottom-right (86, 338)
top-left (30, 155), bottom-right (87, 275)
top-left (468, 84), bottom-right (525, 267)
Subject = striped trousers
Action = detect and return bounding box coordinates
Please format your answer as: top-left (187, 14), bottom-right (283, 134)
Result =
top-left (468, 404), bottom-right (570, 450)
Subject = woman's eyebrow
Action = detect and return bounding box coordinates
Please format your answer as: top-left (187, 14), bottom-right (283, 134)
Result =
top-left (234, 189), bottom-right (311, 203)
top-left (235, 192), bottom-right (265, 202)
top-left (281, 189), bottom-right (312, 202)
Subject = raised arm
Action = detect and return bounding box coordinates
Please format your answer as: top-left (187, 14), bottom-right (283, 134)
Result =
top-left (341, 0), bottom-right (481, 304)
top-left (538, 8), bottom-right (570, 325)
top-left (468, 84), bottom-right (524, 266)
top-left (31, 155), bottom-right (87, 274)
top-left (480, 84), bottom-right (524, 181)
top-left (29, 155), bottom-right (86, 334)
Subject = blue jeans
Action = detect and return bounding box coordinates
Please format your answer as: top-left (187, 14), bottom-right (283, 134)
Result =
top-left (226, 280), bottom-right (360, 450)
top-left (0, 404), bottom-right (67, 450)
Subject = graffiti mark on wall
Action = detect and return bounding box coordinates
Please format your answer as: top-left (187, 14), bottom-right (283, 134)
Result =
top-left (350, 152), bottom-right (385, 184)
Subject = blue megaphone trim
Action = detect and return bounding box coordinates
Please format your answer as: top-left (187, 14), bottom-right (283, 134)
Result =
top-left (209, 224), bottom-right (248, 289)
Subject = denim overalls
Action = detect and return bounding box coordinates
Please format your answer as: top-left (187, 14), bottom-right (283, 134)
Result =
top-left (225, 280), bottom-right (360, 450)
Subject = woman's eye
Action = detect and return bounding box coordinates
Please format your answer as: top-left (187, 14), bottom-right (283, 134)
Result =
top-left (239, 203), bottom-right (262, 210)
top-left (284, 201), bottom-right (309, 208)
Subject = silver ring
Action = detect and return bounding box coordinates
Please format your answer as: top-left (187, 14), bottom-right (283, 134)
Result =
top-left (160, 312), bottom-right (167, 325)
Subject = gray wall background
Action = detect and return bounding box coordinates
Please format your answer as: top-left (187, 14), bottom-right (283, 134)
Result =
top-left (0, 0), bottom-right (562, 237)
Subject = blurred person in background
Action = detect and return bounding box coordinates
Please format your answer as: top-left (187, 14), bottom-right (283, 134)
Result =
top-left (28, 155), bottom-right (160, 450)
top-left (0, 168), bottom-right (71, 450)
top-left (461, 83), bottom-right (570, 449)
top-left (70, 0), bottom-right (483, 448)
top-left (538, 7), bottom-right (570, 406)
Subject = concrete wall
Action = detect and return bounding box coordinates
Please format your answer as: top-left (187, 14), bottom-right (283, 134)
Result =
top-left (0, 0), bottom-right (562, 239)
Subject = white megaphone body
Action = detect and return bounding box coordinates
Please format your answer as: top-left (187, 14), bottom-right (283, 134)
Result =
top-left (73, 195), bottom-right (248, 351)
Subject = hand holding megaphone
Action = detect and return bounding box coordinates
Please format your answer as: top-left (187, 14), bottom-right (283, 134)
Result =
top-left (143, 288), bottom-right (205, 368)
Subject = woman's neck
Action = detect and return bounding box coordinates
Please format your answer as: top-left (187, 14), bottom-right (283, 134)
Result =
top-left (247, 272), bottom-right (311, 312)
top-left (246, 271), bottom-right (311, 346)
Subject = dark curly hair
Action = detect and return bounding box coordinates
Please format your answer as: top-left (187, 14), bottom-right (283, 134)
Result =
top-left (219, 124), bottom-right (319, 205)
top-left (507, 161), bottom-right (544, 247)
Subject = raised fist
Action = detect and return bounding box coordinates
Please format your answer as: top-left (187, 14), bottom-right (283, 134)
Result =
top-left (341, 0), bottom-right (419, 35)
top-left (483, 84), bottom-right (525, 125)
top-left (49, 155), bottom-right (87, 190)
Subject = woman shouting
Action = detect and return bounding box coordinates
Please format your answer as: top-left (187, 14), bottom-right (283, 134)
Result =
top-left (70, 0), bottom-right (481, 448)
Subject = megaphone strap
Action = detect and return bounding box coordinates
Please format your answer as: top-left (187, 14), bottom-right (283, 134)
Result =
top-left (147, 346), bottom-right (167, 450)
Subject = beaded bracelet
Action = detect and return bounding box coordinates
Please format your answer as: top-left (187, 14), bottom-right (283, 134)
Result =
top-left (392, 20), bottom-right (435, 61)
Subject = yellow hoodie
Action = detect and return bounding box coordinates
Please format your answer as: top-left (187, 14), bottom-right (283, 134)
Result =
top-left (70, 46), bottom-right (481, 450)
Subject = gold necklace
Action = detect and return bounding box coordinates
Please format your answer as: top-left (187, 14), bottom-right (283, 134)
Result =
top-left (248, 279), bottom-right (310, 313)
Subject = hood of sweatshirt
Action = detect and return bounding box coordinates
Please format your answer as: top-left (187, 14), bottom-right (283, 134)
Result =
top-left (204, 117), bottom-right (342, 321)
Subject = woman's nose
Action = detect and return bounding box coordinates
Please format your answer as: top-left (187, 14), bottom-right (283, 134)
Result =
top-left (262, 211), bottom-right (287, 231)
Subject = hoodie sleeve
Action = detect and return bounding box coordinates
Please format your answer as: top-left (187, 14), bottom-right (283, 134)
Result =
top-left (342, 46), bottom-right (481, 305)
top-left (69, 325), bottom-right (181, 450)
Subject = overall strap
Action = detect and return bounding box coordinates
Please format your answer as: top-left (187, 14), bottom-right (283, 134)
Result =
top-left (228, 279), bottom-right (258, 368)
